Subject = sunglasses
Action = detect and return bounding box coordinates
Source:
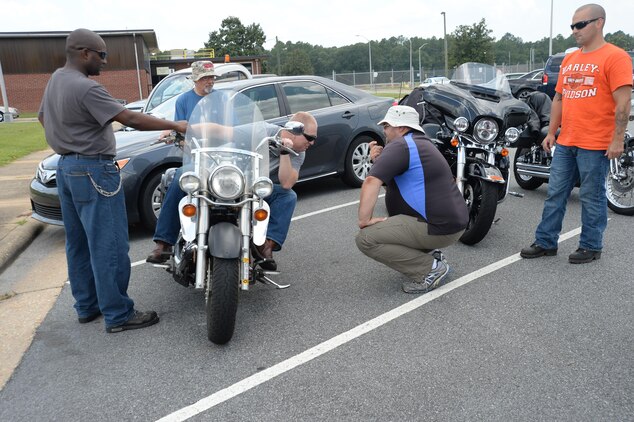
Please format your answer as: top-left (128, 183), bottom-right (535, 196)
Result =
top-left (570, 17), bottom-right (601, 30)
top-left (303, 133), bottom-right (317, 143)
top-left (81, 47), bottom-right (108, 60)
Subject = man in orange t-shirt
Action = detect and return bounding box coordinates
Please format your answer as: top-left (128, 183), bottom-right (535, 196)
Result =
top-left (521, 3), bottom-right (632, 264)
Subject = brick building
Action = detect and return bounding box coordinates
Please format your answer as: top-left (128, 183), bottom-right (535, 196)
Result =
top-left (0, 30), bottom-right (158, 113)
top-left (0, 30), bottom-right (267, 114)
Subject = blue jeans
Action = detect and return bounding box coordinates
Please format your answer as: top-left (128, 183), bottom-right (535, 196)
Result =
top-left (153, 167), bottom-right (184, 246)
top-left (534, 144), bottom-right (609, 251)
top-left (57, 155), bottom-right (135, 327)
top-left (153, 168), bottom-right (297, 250)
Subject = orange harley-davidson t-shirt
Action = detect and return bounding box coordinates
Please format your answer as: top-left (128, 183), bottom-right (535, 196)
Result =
top-left (555, 43), bottom-right (632, 150)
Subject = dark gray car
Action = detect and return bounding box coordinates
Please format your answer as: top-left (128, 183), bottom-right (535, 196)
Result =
top-left (30, 76), bottom-right (393, 230)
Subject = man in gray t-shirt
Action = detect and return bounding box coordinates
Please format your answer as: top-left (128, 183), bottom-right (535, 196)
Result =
top-left (38, 28), bottom-right (187, 334)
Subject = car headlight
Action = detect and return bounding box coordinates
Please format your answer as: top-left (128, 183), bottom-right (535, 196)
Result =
top-left (179, 171), bottom-right (200, 194)
top-left (209, 165), bottom-right (244, 200)
top-left (474, 118), bottom-right (499, 144)
top-left (453, 117), bottom-right (469, 133)
top-left (253, 176), bottom-right (273, 198)
top-left (504, 127), bottom-right (520, 144)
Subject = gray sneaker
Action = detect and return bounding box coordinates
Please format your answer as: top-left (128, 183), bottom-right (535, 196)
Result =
top-left (402, 257), bottom-right (450, 294)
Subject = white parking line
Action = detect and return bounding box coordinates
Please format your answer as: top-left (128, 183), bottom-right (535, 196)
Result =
top-left (155, 221), bottom-right (583, 422)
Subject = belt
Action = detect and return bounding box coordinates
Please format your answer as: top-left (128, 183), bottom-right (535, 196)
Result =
top-left (60, 153), bottom-right (116, 160)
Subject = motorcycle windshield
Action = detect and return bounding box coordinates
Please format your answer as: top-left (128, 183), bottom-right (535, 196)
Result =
top-left (450, 62), bottom-right (512, 96)
top-left (183, 89), bottom-right (269, 192)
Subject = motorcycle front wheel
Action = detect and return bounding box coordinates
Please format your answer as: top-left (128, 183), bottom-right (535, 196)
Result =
top-left (206, 257), bottom-right (239, 344)
top-left (606, 142), bottom-right (634, 216)
top-left (460, 177), bottom-right (498, 245)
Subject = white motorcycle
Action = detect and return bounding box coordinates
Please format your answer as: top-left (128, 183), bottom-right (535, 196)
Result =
top-left (163, 90), bottom-right (301, 344)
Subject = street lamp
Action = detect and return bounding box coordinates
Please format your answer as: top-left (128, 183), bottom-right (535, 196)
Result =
top-left (356, 34), bottom-right (373, 90)
top-left (418, 43), bottom-right (428, 84)
top-left (408, 38), bottom-right (413, 88)
top-left (441, 11), bottom-right (448, 78)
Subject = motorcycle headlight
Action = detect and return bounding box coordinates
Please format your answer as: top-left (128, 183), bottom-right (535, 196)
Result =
top-left (253, 176), bottom-right (273, 198)
top-left (209, 165), bottom-right (244, 200)
top-left (453, 117), bottom-right (469, 133)
top-left (474, 118), bottom-right (499, 144)
top-left (505, 127), bottom-right (521, 144)
top-left (179, 171), bottom-right (200, 194)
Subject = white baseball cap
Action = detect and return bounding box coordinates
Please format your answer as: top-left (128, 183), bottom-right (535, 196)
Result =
top-left (378, 105), bottom-right (425, 133)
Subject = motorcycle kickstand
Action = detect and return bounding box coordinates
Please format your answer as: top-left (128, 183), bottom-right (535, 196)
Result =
top-left (253, 267), bottom-right (290, 289)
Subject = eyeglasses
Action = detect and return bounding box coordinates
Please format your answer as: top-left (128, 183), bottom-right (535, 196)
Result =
top-left (303, 133), bottom-right (317, 143)
top-left (81, 48), bottom-right (108, 59)
top-left (570, 17), bottom-right (601, 30)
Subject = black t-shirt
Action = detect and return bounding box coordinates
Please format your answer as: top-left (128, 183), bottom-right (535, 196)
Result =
top-left (368, 132), bottom-right (468, 235)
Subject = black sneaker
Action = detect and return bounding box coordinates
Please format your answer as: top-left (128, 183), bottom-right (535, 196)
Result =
top-left (106, 310), bottom-right (159, 333)
top-left (520, 243), bottom-right (558, 259)
top-left (569, 248), bottom-right (601, 264)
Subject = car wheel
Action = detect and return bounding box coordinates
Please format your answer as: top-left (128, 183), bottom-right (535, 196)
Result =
top-left (342, 135), bottom-right (376, 188)
top-left (0, 112), bottom-right (4, 123)
top-left (139, 170), bottom-right (169, 232)
top-left (516, 89), bottom-right (533, 99)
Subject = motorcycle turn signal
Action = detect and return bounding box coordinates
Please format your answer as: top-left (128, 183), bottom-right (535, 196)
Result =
top-left (253, 208), bottom-right (268, 221)
top-left (182, 203), bottom-right (197, 217)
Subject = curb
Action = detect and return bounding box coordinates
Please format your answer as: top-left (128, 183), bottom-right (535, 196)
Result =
top-left (0, 219), bottom-right (45, 276)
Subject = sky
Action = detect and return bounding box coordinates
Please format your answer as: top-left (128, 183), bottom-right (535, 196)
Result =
top-left (1, 0), bottom-right (631, 52)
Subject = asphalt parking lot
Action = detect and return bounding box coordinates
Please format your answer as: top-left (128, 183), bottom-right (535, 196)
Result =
top-left (1, 172), bottom-right (633, 421)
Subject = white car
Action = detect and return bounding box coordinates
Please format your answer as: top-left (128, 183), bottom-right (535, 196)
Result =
top-left (420, 76), bottom-right (450, 88)
top-left (0, 105), bottom-right (19, 122)
top-left (143, 63), bottom-right (252, 114)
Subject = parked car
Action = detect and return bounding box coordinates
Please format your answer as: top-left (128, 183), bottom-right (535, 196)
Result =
top-left (538, 48), bottom-right (581, 98)
top-left (420, 76), bottom-right (450, 88)
top-left (124, 99), bottom-right (147, 112)
top-left (0, 105), bottom-right (19, 122)
top-left (507, 69), bottom-right (543, 99)
top-left (503, 72), bottom-right (526, 80)
top-left (30, 76), bottom-right (393, 230)
top-left (143, 63), bottom-right (252, 114)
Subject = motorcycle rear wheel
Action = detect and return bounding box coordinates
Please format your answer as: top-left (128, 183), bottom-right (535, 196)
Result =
top-left (206, 257), bottom-right (239, 344)
top-left (460, 177), bottom-right (498, 245)
top-left (513, 147), bottom-right (545, 190)
top-left (606, 142), bottom-right (634, 216)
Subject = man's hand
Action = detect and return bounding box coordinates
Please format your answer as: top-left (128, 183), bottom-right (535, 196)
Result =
top-left (369, 141), bottom-right (383, 162)
top-left (358, 216), bottom-right (387, 229)
top-left (606, 137), bottom-right (624, 159)
top-left (541, 133), bottom-right (556, 154)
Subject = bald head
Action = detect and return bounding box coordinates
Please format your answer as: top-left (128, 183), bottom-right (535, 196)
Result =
top-left (576, 4), bottom-right (606, 20)
top-left (64, 28), bottom-right (107, 76)
top-left (65, 28), bottom-right (106, 56)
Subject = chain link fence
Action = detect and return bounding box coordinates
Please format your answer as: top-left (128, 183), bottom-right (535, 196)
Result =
top-left (325, 62), bottom-right (546, 91)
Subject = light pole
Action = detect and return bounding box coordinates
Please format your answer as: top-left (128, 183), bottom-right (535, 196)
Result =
top-left (408, 38), bottom-right (413, 88)
top-left (548, 0), bottom-right (553, 56)
top-left (356, 34), bottom-right (373, 90)
top-left (418, 43), bottom-right (428, 84)
top-left (441, 11), bottom-right (448, 78)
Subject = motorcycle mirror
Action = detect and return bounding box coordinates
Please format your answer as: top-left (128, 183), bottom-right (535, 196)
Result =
top-left (284, 121), bottom-right (304, 135)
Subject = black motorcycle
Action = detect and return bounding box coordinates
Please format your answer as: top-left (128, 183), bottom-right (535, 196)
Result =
top-left (402, 62), bottom-right (532, 245)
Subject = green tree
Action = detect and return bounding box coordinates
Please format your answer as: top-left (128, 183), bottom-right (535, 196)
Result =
top-left (450, 19), bottom-right (495, 66)
top-left (205, 16), bottom-right (266, 57)
top-left (281, 49), bottom-right (314, 75)
top-left (606, 31), bottom-right (634, 50)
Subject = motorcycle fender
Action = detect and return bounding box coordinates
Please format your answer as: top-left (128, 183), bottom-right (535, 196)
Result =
top-left (467, 162), bottom-right (505, 184)
top-left (178, 197), bottom-right (198, 242)
top-left (208, 222), bottom-right (241, 258)
top-left (252, 201), bottom-right (270, 247)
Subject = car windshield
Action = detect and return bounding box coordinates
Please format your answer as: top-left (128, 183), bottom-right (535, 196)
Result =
top-left (182, 89), bottom-right (269, 189)
top-left (146, 74), bottom-right (194, 112)
top-left (450, 62), bottom-right (512, 95)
